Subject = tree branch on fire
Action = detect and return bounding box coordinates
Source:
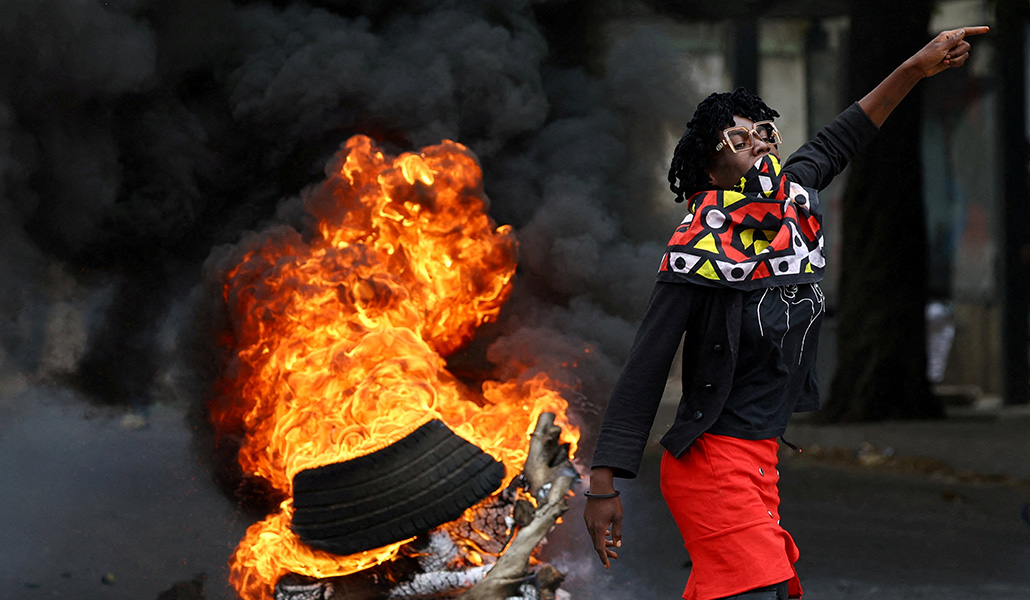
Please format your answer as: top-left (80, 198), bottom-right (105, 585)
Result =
top-left (456, 412), bottom-right (576, 600)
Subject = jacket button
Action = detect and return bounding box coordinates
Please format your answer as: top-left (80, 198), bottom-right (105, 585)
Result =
top-left (692, 410), bottom-right (703, 421)
top-left (704, 383), bottom-right (714, 391)
top-left (713, 344), bottom-right (724, 353)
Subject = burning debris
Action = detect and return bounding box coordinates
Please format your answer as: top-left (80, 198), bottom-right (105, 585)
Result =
top-left (290, 419), bottom-right (507, 558)
top-left (273, 413), bottom-right (576, 600)
top-left (208, 136), bottom-right (581, 599)
top-left (1, 1), bottom-right (699, 598)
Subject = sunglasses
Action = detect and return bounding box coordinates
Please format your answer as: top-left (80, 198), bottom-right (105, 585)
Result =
top-left (715, 121), bottom-right (782, 153)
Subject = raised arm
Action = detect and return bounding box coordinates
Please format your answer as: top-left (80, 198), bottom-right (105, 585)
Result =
top-left (859, 26), bottom-right (990, 127)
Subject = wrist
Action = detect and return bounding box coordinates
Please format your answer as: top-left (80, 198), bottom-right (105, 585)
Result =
top-left (584, 489), bottom-right (620, 499)
top-left (589, 467), bottom-right (616, 493)
top-left (899, 58), bottom-right (929, 81)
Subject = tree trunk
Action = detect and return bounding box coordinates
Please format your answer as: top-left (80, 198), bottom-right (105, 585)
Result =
top-left (996, 0), bottom-right (1030, 405)
top-left (824, 0), bottom-right (943, 422)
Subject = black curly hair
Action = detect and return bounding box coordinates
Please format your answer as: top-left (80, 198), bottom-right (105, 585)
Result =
top-left (668, 88), bottom-right (780, 203)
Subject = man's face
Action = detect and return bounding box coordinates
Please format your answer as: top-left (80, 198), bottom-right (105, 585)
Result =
top-left (704, 115), bottom-right (780, 190)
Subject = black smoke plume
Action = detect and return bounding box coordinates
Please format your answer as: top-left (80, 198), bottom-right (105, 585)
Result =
top-left (0, 0), bottom-right (703, 503)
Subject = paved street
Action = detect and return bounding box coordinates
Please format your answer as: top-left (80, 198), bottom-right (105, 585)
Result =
top-left (2, 389), bottom-right (1028, 600)
top-left (560, 413), bottom-right (1030, 600)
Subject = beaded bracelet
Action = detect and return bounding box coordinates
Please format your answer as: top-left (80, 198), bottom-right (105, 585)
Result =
top-left (583, 490), bottom-right (620, 499)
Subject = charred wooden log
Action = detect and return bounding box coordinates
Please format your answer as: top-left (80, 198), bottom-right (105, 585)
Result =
top-left (456, 413), bottom-right (576, 600)
top-left (274, 575), bottom-right (334, 600)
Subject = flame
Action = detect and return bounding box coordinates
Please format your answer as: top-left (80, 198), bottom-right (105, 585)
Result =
top-left (211, 136), bottom-right (579, 600)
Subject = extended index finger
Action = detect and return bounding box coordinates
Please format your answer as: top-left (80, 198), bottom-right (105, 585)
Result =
top-left (957, 26), bottom-right (990, 38)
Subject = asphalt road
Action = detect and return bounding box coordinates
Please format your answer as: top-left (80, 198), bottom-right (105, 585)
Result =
top-left (3, 388), bottom-right (1028, 600)
top-left (558, 446), bottom-right (1030, 600)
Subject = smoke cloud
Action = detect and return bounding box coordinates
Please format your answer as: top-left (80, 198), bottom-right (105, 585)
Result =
top-left (1, 0), bottom-right (704, 593)
top-left (3, 0), bottom-right (700, 406)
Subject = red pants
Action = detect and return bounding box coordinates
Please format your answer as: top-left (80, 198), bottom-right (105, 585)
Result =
top-left (660, 434), bottom-right (802, 600)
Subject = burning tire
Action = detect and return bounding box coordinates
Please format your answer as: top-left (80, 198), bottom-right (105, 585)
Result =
top-left (291, 419), bottom-right (506, 556)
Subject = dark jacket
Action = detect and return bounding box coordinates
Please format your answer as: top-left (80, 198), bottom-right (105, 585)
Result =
top-left (591, 103), bottom-right (879, 479)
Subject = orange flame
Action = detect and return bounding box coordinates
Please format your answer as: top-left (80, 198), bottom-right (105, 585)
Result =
top-left (211, 136), bottom-right (579, 600)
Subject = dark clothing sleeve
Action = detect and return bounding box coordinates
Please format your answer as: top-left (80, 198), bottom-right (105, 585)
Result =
top-left (591, 283), bottom-right (743, 479)
top-left (591, 282), bottom-right (695, 479)
top-left (782, 102), bottom-right (879, 191)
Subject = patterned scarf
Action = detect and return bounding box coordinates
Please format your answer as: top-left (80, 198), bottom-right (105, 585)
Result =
top-left (657, 155), bottom-right (824, 290)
